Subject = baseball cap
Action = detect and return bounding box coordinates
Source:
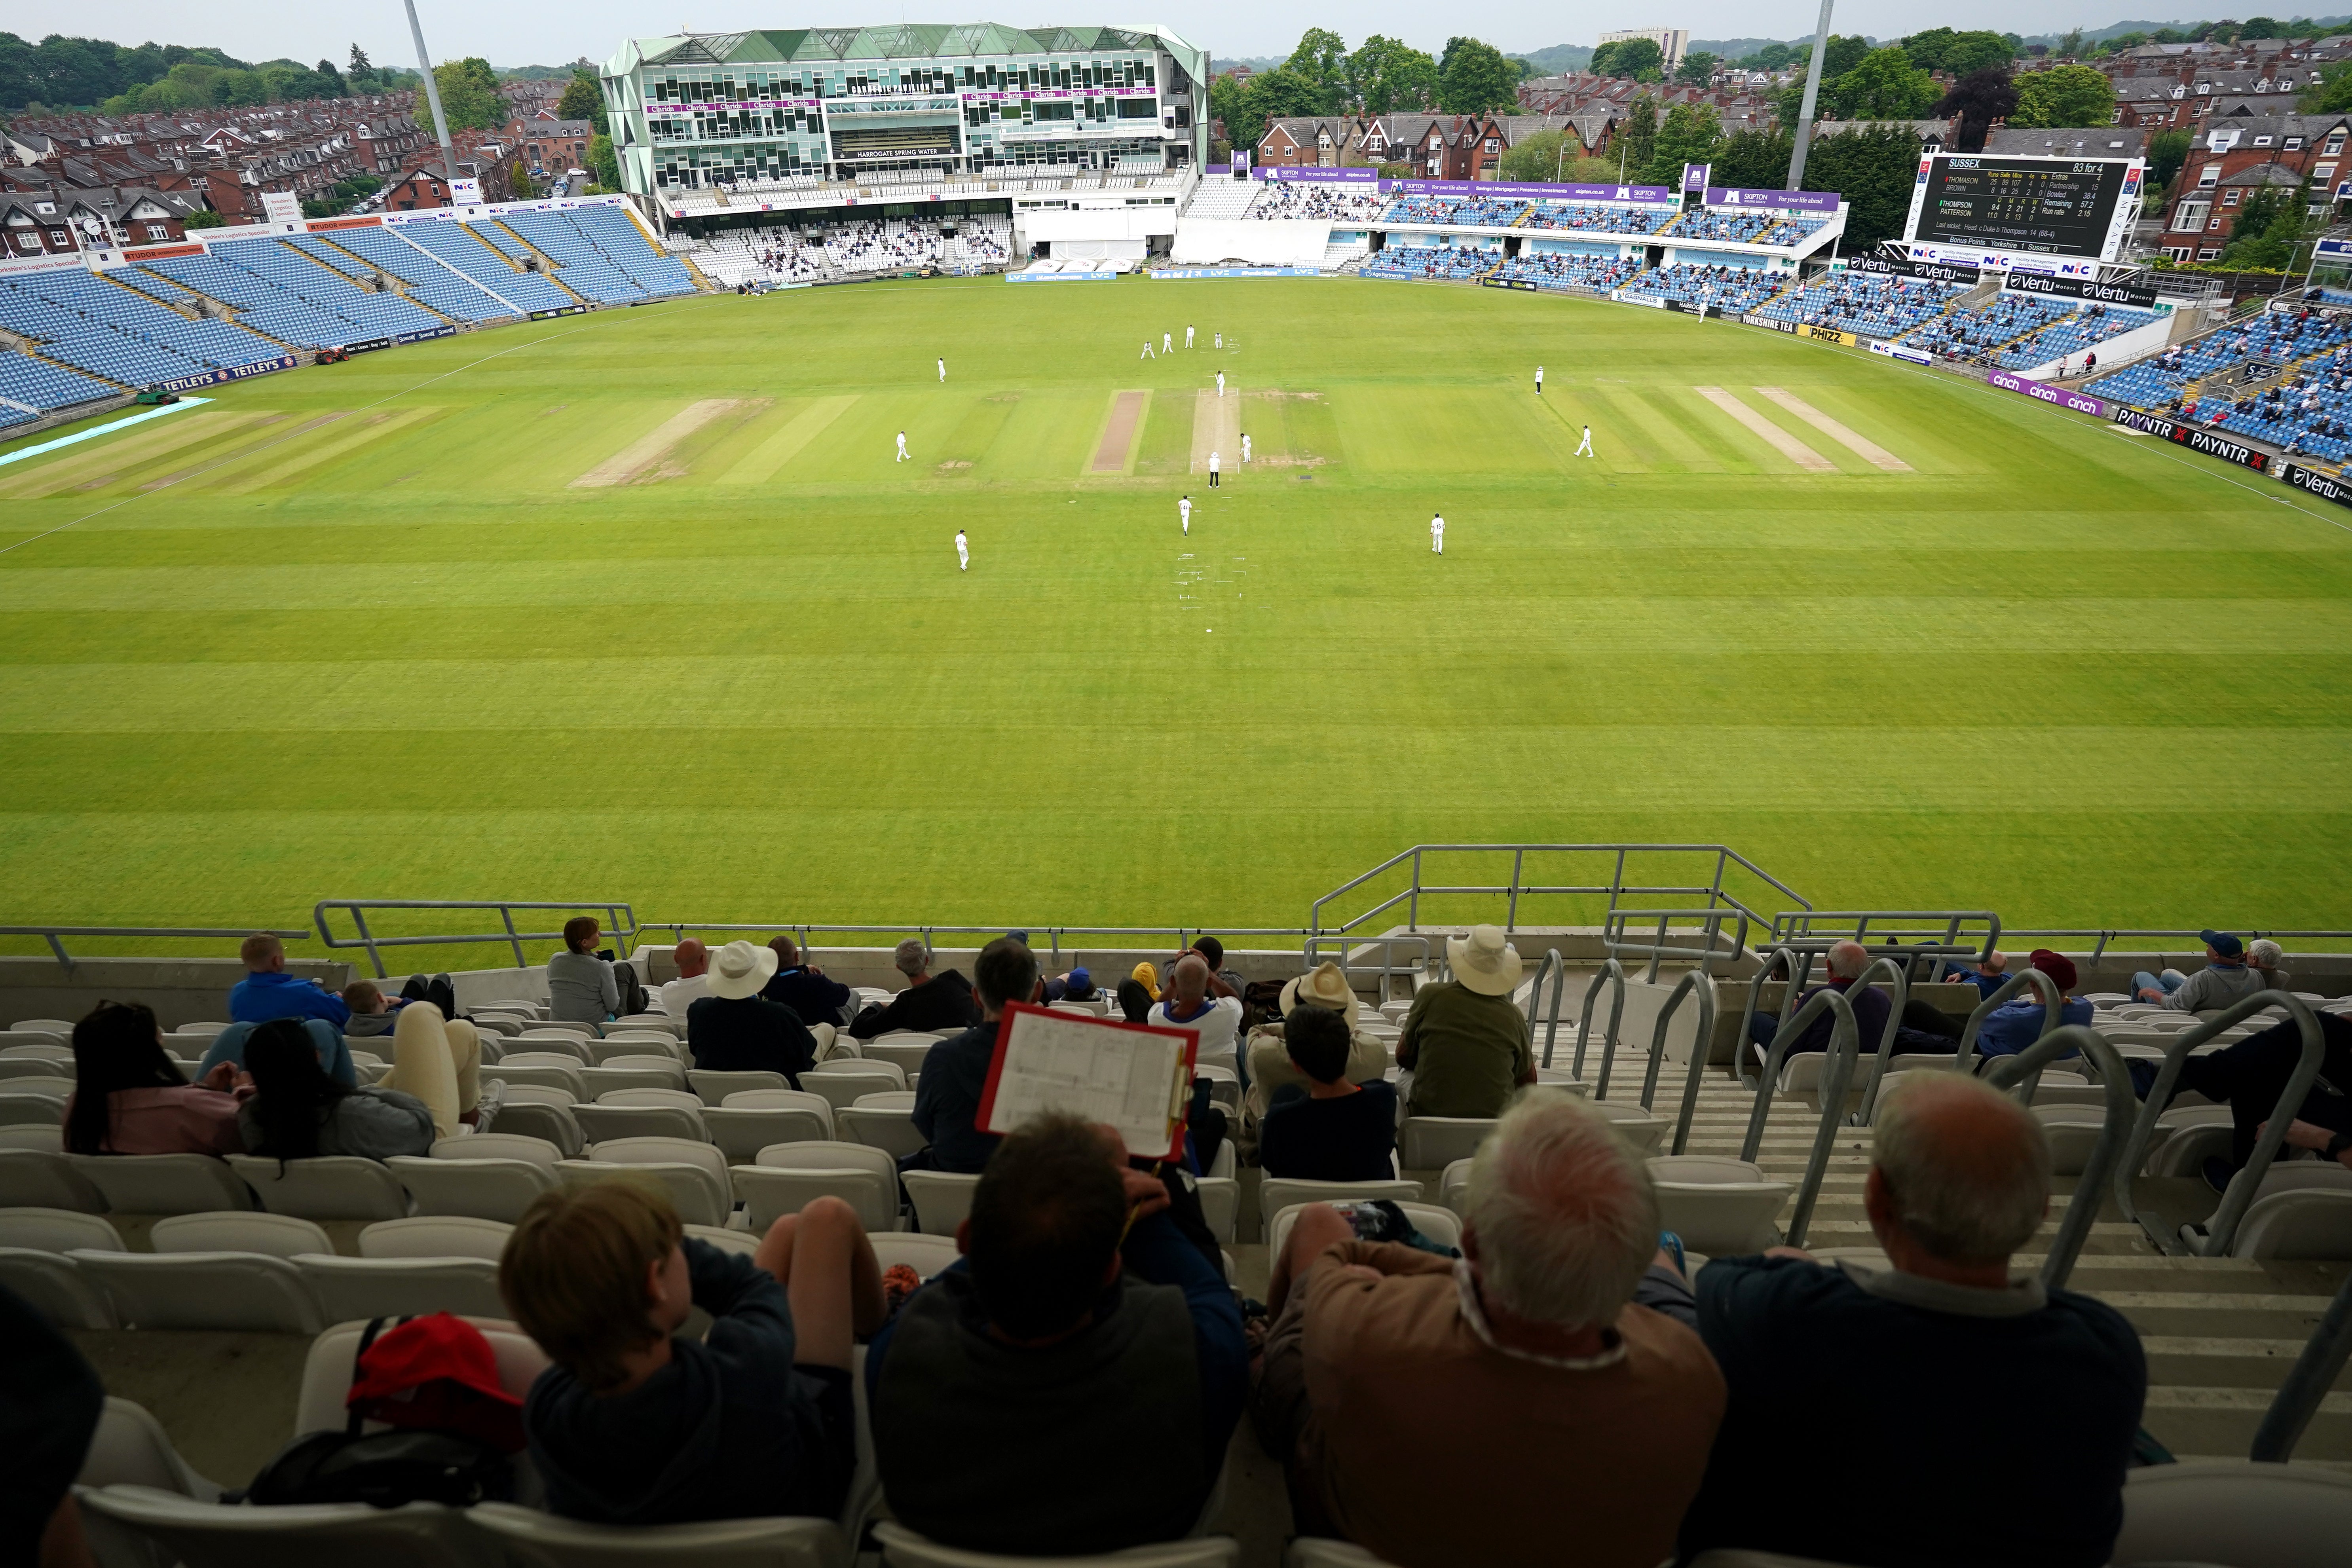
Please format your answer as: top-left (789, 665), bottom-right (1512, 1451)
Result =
top-left (2200, 929), bottom-right (2245, 958)
top-left (1067, 966), bottom-right (1089, 988)
top-left (2027, 949), bottom-right (2078, 994)
top-left (346, 1312), bottom-right (525, 1451)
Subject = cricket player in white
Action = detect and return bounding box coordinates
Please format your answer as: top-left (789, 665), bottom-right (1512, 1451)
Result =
top-left (1241, 433), bottom-right (1251, 464)
top-left (1141, 340), bottom-right (1155, 359)
top-left (1216, 370), bottom-right (1225, 397)
top-left (896, 430), bottom-right (910, 462)
top-left (1185, 324), bottom-right (1195, 348)
top-left (938, 357), bottom-right (946, 382)
top-left (1208, 450), bottom-right (1220, 488)
top-left (1179, 495), bottom-right (1191, 534)
top-left (1163, 331), bottom-right (1173, 353)
top-left (1430, 513), bottom-right (1444, 554)
top-left (1214, 331), bottom-right (1223, 348)
top-left (1535, 365), bottom-right (1543, 395)
top-left (1576, 424), bottom-right (1594, 457)
top-left (955, 530), bottom-right (968, 570)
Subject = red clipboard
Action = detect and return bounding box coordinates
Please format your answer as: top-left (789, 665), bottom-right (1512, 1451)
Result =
top-left (974, 1001), bottom-right (1200, 1162)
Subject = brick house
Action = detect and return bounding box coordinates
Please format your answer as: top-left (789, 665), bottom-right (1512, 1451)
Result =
top-left (509, 117), bottom-right (592, 176)
top-left (1257, 117), bottom-right (1350, 168)
top-left (1, 194), bottom-right (79, 255)
top-left (384, 167), bottom-right (453, 211)
top-left (2160, 111), bottom-right (2350, 261)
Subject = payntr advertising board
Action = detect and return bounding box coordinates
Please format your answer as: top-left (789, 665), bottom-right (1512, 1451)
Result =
top-left (1902, 154), bottom-right (2143, 274)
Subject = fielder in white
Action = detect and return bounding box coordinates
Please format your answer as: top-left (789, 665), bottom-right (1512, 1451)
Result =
top-left (1207, 450), bottom-right (1220, 488)
top-left (1214, 332), bottom-right (1223, 348)
top-left (1185, 324), bottom-right (1195, 347)
top-left (1576, 424), bottom-right (1594, 457)
top-left (1241, 433), bottom-right (1251, 464)
top-left (938, 357), bottom-right (946, 382)
top-left (1216, 370), bottom-right (1225, 397)
top-left (1179, 494), bottom-right (1191, 534)
top-left (1163, 331), bottom-right (1173, 353)
top-left (896, 430), bottom-right (910, 462)
top-left (1141, 340), bottom-right (1155, 359)
top-left (955, 529), bottom-right (968, 571)
top-left (1430, 513), bottom-right (1444, 554)
top-left (1535, 364), bottom-right (1544, 395)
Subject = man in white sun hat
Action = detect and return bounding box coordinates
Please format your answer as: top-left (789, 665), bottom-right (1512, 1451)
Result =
top-left (1243, 960), bottom-right (1395, 1126)
top-left (685, 938), bottom-right (822, 1086)
top-left (1395, 924), bottom-right (1535, 1118)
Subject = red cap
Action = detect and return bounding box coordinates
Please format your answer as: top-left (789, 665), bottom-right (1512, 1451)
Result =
top-left (2028, 949), bottom-right (2079, 994)
top-left (347, 1313), bottom-right (526, 1452)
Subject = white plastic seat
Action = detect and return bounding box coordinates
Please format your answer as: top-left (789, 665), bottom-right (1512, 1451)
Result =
top-left (1399, 1117), bottom-right (1494, 1169)
top-left (615, 1013), bottom-right (681, 1032)
top-left (1257, 1177), bottom-right (1422, 1232)
top-left (1439, 1158), bottom-right (1471, 1214)
top-left (873, 1524), bottom-right (1235, 1567)
top-left (839, 1105), bottom-right (927, 1161)
top-left (71, 1250), bottom-right (327, 1333)
top-left (2231, 1185), bottom-right (2352, 1259)
top-left (860, 1040), bottom-right (940, 1078)
top-left (870, 1232), bottom-right (960, 1279)
top-left (487, 1062), bottom-right (588, 1099)
top-left (389, 1157), bottom-right (559, 1224)
top-left (596, 1087), bottom-right (705, 1112)
top-left (151, 1211), bottom-right (332, 1259)
top-left (1530, 1068), bottom-right (1588, 1094)
top-left (1268, 1201), bottom-right (1460, 1262)
top-left (564, 1137), bottom-right (733, 1226)
top-left (67, 1153), bottom-right (254, 1214)
top-left (296, 1315), bottom-right (547, 1437)
top-left (799, 1067), bottom-right (908, 1111)
top-left (0, 1148), bottom-right (105, 1211)
top-left (2110, 1458), bottom-right (2352, 1568)
top-left (0, 1074), bottom-right (73, 1097)
top-left (9, 1019), bottom-right (74, 1037)
top-left (0, 1057), bottom-right (70, 1082)
top-left (855, 1090), bottom-right (918, 1111)
top-left (225, 1154), bottom-right (410, 1221)
top-left (689, 1069), bottom-right (792, 1103)
top-left (736, 1143), bottom-right (900, 1232)
top-left (508, 1038), bottom-right (594, 1063)
top-left (78, 1484), bottom-right (485, 1567)
top-left (495, 1082), bottom-right (579, 1107)
top-left (686, 1223), bottom-right (761, 1257)
top-left (1588, 1101), bottom-right (1667, 1154)
top-left (1285, 1540), bottom-right (1390, 1568)
top-left (1194, 1063), bottom-right (1239, 1109)
top-left (901, 1170), bottom-right (981, 1236)
top-left (359, 1215), bottom-right (512, 1260)
top-left (0, 1091), bottom-right (66, 1125)
top-left (471, 1501), bottom-right (850, 1567)
top-left (1648, 1155), bottom-right (1792, 1255)
top-left (296, 1253), bottom-right (508, 1320)
top-left (589, 1036), bottom-right (683, 1065)
top-left (78, 1396), bottom-right (224, 1499)
top-left (0, 1204), bottom-right (122, 1252)
top-left (1196, 1176), bottom-right (1239, 1243)
top-left (572, 1102), bottom-right (708, 1144)
top-left (0, 1246), bottom-right (115, 1326)
top-left (0, 1031), bottom-right (70, 1054)
top-left (490, 1100), bottom-right (585, 1157)
top-left (706, 1105), bottom-right (833, 1163)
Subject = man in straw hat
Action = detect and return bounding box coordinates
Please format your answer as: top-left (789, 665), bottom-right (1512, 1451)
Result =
top-left (1395, 924), bottom-right (1534, 1119)
top-left (685, 939), bottom-right (821, 1087)
top-left (1243, 960), bottom-right (1395, 1124)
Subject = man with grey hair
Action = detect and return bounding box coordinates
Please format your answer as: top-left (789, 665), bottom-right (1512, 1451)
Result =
top-left (1677, 1073), bottom-right (2145, 1567)
top-left (1252, 1089), bottom-right (1723, 1568)
top-left (1745, 938), bottom-right (1890, 1065)
top-left (847, 937), bottom-right (980, 1040)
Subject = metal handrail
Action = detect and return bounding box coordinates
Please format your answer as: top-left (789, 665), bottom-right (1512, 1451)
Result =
top-left (1307, 843), bottom-right (1812, 943)
top-left (1650, 967), bottom-right (1719, 1144)
top-left (314, 900), bottom-right (642, 978)
top-left (1838, 957), bottom-right (1913, 1124)
top-left (1571, 959), bottom-right (1629, 1095)
top-left (1739, 986), bottom-right (1859, 1249)
top-left (1301, 933), bottom-right (1431, 1004)
top-left (1768, 910), bottom-right (1999, 966)
top-left (0, 924), bottom-right (309, 968)
top-left (606, 921), bottom-right (1314, 970)
top-left (1736, 946), bottom-right (1813, 1088)
top-left (1944, 968), bottom-right (2065, 1088)
top-left (1992, 928), bottom-right (2352, 960)
top-left (1529, 949), bottom-right (1570, 1069)
top-left (2109, 992), bottom-right (2325, 1257)
top-left (1601, 906), bottom-right (1751, 980)
top-left (1981, 1023), bottom-right (2135, 1291)
top-left (2251, 1265), bottom-right (2352, 1462)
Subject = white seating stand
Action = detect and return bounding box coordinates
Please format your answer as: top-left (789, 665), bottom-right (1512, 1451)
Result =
top-left (873, 1523), bottom-right (1239, 1568)
top-left (1267, 1202), bottom-right (1460, 1262)
top-left (69, 1250), bottom-right (326, 1334)
top-left (1646, 1155), bottom-right (1793, 1256)
top-left (733, 1143), bottom-right (900, 1232)
top-left (901, 1171), bottom-right (981, 1237)
top-left (869, 1232), bottom-right (960, 1279)
top-left (79, 1485), bottom-right (489, 1568)
top-left (471, 1502), bottom-right (850, 1567)
top-left (1397, 1117), bottom-right (1493, 1170)
top-left (67, 1153), bottom-right (254, 1215)
top-left (389, 1134), bottom-right (564, 1223)
top-left (560, 1137), bottom-right (733, 1227)
top-left (706, 1092), bottom-right (835, 1163)
top-left (1256, 1178), bottom-right (1422, 1235)
top-left (839, 1103), bottom-right (928, 1161)
top-left (2109, 1458), bottom-right (2352, 1568)
top-left (224, 1156), bottom-right (409, 1222)
top-left (152, 1212), bottom-right (332, 1259)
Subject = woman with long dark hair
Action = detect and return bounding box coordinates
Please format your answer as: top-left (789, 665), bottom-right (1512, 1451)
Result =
top-left (64, 1000), bottom-right (246, 1156)
top-left (237, 1019), bottom-right (435, 1164)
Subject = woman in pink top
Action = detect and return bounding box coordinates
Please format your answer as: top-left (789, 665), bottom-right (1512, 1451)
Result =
top-left (63, 1000), bottom-right (249, 1157)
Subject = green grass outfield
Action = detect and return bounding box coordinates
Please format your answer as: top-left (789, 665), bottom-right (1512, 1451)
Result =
top-left (1, 274), bottom-right (2348, 945)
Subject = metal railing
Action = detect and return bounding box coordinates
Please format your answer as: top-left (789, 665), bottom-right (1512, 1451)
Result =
top-left (1526, 948), bottom-right (1571, 1069)
top-left (1601, 907), bottom-right (1752, 980)
top-left (1647, 967), bottom-right (1718, 1146)
top-left (1571, 959), bottom-right (1631, 1096)
top-left (651, 923), bottom-right (1313, 970)
top-left (1767, 910), bottom-right (1998, 974)
top-left (1938, 968), bottom-right (2064, 1098)
top-left (2252, 1265), bottom-right (2352, 1462)
top-left (1300, 933), bottom-right (1431, 1003)
top-left (1736, 946), bottom-right (1813, 1088)
top-left (0, 924), bottom-right (309, 968)
top-left (1836, 955), bottom-right (1913, 1124)
top-left (2109, 992), bottom-right (2326, 1258)
top-left (1308, 843), bottom-right (1810, 947)
top-left (1983, 1024), bottom-right (2135, 1291)
top-left (1992, 928), bottom-right (2352, 961)
top-left (314, 900), bottom-right (643, 978)
top-left (1738, 986), bottom-right (1860, 1249)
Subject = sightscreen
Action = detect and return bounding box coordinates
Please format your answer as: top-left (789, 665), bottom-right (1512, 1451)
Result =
top-left (1906, 155), bottom-right (2133, 261)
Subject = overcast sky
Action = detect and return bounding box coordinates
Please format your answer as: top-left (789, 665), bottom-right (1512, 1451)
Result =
top-left (12, 2), bottom-right (2211, 73)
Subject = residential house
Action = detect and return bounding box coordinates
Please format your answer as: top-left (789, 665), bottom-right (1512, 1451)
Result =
top-left (2160, 111), bottom-right (2350, 260)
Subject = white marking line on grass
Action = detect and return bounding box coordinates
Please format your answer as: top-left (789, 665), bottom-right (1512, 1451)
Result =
top-left (1693, 385), bottom-right (1836, 471)
top-left (0, 300), bottom-right (723, 558)
top-left (1752, 386), bottom-right (1912, 471)
top-left (0, 397), bottom-right (212, 469)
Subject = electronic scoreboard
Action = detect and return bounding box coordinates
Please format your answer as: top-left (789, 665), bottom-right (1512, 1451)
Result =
top-left (1901, 154), bottom-right (2143, 270)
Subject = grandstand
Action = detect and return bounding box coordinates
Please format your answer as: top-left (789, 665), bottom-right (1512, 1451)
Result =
top-left (1485, 247), bottom-right (1636, 294)
top-left (1358, 243), bottom-right (1498, 282)
top-left (1617, 260), bottom-right (1794, 315)
top-left (1750, 270), bottom-right (1971, 340)
top-left (1522, 200), bottom-right (1680, 235)
top-left (1900, 291), bottom-right (2164, 372)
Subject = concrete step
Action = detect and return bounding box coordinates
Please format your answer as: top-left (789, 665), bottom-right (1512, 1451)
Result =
top-left (2141, 1386), bottom-right (2352, 1460)
top-left (2090, 1290), bottom-right (2338, 1339)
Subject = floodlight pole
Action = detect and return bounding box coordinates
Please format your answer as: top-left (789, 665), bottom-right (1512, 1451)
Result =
top-left (1785, 0), bottom-right (1837, 192)
top-left (404, 0), bottom-right (461, 190)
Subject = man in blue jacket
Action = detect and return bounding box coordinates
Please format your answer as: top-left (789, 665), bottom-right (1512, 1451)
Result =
top-left (1974, 949), bottom-right (2095, 1059)
top-left (229, 933), bottom-right (350, 1027)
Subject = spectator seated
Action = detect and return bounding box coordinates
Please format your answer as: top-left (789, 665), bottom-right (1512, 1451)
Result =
top-left (1378, 195), bottom-right (1529, 228)
top-left (1521, 201), bottom-right (1678, 235)
top-left (1619, 261), bottom-right (1791, 314)
top-left (1666, 208), bottom-right (1777, 243)
top-left (1486, 249), bottom-right (1636, 294)
top-left (1751, 271), bottom-right (1967, 339)
top-left (1248, 183), bottom-right (1387, 223)
top-left (1359, 244), bottom-right (1497, 282)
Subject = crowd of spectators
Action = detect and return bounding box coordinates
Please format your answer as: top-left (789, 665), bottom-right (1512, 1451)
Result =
top-left (1248, 183), bottom-right (1386, 224)
top-left (1752, 272), bottom-right (1968, 340)
top-left (1488, 251), bottom-right (1637, 294)
top-left (1359, 244), bottom-right (1498, 282)
top-left (1377, 195), bottom-right (1529, 228)
top-left (1617, 262), bottom-right (1792, 315)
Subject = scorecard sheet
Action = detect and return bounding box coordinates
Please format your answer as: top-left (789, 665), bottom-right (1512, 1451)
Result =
top-left (975, 1002), bottom-right (1198, 1161)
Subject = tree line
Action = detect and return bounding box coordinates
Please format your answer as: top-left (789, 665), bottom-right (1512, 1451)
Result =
top-left (1208, 31), bottom-right (1541, 150)
top-left (0, 33), bottom-right (416, 116)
